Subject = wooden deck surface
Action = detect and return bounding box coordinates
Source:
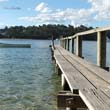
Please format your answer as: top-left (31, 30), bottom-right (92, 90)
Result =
top-left (53, 45), bottom-right (110, 110)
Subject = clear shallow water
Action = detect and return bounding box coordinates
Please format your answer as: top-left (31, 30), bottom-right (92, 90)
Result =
top-left (0, 39), bottom-right (109, 110)
top-left (0, 39), bottom-right (61, 110)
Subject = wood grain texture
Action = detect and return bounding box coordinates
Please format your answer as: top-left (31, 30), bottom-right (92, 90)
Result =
top-left (54, 46), bottom-right (110, 110)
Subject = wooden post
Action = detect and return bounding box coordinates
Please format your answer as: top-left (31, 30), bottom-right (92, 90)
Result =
top-left (55, 64), bottom-right (62, 76)
top-left (57, 91), bottom-right (87, 109)
top-left (61, 39), bottom-right (62, 47)
top-left (62, 40), bottom-right (65, 48)
top-left (62, 74), bottom-right (66, 89)
top-left (52, 35), bottom-right (55, 49)
top-left (64, 39), bottom-right (66, 49)
top-left (63, 39), bottom-right (66, 49)
top-left (97, 31), bottom-right (106, 68)
top-left (76, 36), bottom-right (82, 57)
top-left (60, 36), bottom-right (64, 48)
top-left (67, 39), bottom-right (70, 51)
top-left (62, 74), bottom-right (70, 90)
top-left (71, 38), bottom-right (74, 53)
top-left (66, 39), bottom-right (68, 50)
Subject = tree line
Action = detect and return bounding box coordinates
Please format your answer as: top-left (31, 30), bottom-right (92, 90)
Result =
top-left (0, 24), bottom-right (110, 40)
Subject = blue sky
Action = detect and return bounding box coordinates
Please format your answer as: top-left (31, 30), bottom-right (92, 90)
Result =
top-left (0, 0), bottom-right (110, 28)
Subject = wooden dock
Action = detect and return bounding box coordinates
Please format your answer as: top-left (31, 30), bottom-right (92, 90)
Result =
top-left (52, 26), bottom-right (110, 110)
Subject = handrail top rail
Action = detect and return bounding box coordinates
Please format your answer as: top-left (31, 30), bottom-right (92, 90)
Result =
top-left (61, 26), bottom-right (110, 40)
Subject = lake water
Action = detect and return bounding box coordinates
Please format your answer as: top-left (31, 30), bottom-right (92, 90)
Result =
top-left (0, 39), bottom-right (109, 110)
top-left (83, 41), bottom-right (110, 67)
top-left (72, 40), bottom-right (110, 67)
top-left (0, 39), bottom-right (61, 110)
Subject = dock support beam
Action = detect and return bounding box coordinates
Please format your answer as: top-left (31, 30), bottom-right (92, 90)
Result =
top-left (76, 36), bottom-right (82, 57)
top-left (57, 91), bottom-right (87, 109)
top-left (97, 31), bottom-right (106, 68)
top-left (62, 74), bottom-right (70, 90)
top-left (55, 64), bottom-right (62, 76)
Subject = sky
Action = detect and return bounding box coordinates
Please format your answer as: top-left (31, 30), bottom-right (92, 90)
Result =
top-left (0, 0), bottom-right (110, 28)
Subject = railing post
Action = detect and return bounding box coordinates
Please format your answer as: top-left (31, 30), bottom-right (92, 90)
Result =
top-left (61, 39), bottom-right (64, 48)
top-left (62, 40), bottom-right (65, 48)
top-left (60, 36), bottom-right (64, 48)
top-left (64, 39), bottom-right (67, 49)
top-left (97, 31), bottom-right (106, 68)
top-left (67, 39), bottom-right (70, 51)
top-left (66, 39), bottom-right (68, 50)
top-left (60, 39), bottom-right (62, 47)
top-left (76, 36), bottom-right (82, 57)
top-left (71, 38), bottom-right (74, 53)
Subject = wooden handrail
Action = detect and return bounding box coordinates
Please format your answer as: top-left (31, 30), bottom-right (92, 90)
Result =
top-left (60, 26), bottom-right (109, 70)
top-left (61, 26), bottom-right (110, 40)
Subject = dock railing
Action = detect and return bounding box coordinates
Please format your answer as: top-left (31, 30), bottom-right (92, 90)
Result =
top-left (60, 26), bottom-right (110, 70)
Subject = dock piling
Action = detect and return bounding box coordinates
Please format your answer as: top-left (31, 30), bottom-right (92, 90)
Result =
top-left (53, 26), bottom-right (110, 110)
top-left (97, 31), bottom-right (106, 68)
top-left (76, 36), bottom-right (82, 58)
top-left (71, 38), bottom-right (74, 53)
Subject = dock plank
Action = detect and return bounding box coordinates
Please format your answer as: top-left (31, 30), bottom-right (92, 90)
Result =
top-left (56, 45), bottom-right (110, 98)
top-left (57, 46), bottom-right (110, 98)
top-left (54, 46), bottom-right (110, 110)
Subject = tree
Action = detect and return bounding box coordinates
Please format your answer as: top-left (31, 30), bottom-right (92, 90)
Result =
top-left (0, 24), bottom-right (100, 40)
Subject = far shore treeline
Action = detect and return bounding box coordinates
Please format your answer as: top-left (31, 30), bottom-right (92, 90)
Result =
top-left (0, 24), bottom-right (110, 40)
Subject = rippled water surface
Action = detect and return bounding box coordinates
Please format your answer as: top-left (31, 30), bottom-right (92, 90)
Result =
top-left (0, 39), bottom-right (110, 110)
top-left (83, 41), bottom-right (110, 66)
top-left (0, 39), bottom-right (61, 110)
top-left (70, 40), bottom-right (110, 66)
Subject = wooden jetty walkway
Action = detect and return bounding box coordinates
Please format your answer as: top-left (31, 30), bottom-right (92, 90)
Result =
top-left (51, 26), bottom-right (110, 110)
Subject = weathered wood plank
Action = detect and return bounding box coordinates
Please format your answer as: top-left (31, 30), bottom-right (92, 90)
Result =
top-left (57, 92), bottom-right (87, 108)
top-left (57, 46), bottom-right (110, 97)
top-left (54, 46), bottom-right (110, 110)
top-left (57, 46), bottom-right (110, 84)
top-left (54, 49), bottom-right (95, 93)
top-left (57, 46), bottom-right (110, 98)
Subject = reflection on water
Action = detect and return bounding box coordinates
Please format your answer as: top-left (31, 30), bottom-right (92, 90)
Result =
top-left (0, 39), bottom-right (61, 110)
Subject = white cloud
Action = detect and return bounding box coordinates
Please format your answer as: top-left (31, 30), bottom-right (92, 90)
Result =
top-left (0, 23), bottom-right (6, 29)
top-left (89, 0), bottom-right (110, 20)
top-left (19, 1), bottom-right (110, 26)
top-left (19, 8), bottom-right (92, 26)
top-left (4, 6), bottom-right (21, 10)
top-left (35, 2), bottom-right (51, 13)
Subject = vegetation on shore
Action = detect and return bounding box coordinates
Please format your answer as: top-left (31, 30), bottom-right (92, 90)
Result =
top-left (0, 24), bottom-right (110, 40)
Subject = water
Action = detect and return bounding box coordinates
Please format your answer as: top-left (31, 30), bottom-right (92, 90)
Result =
top-left (0, 39), bottom-right (109, 110)
top-left (72, 40), bottom-right (110, 67)
top-left (0, 39), bottom-right (61, 110)
top-left (83, 41), bottom-right (110, 67)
